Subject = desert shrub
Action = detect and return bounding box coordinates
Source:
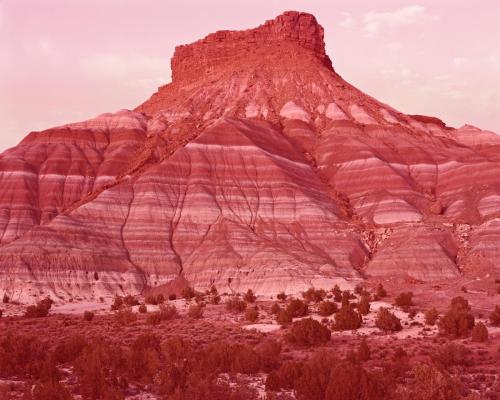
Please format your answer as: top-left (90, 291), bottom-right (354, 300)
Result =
top-left (110, 295), bottom-right (124, 311)
top-left (325, 359), bottom-right (387, 400)
top-left (244, 289), bottom-right (256, 303)
top-left (318, 300), bottom-right (337, 316)
top-left (146, 312), bottom-right (162, 326)
top-left (286, 299), bottom-right (308, 317)
top-left (334, 305), bottom-right (362, 331)
top-left (270, 302), bottom-right (281, 314)
top-left (168, 293), bottom-right (177, 301)
top-left (425, 308), bottom-right (439, 325)
top-left (332, 285), bottom-right (343, 302)
top-left (114, 307), bottom-right (137, 325)
top-left (225, 297), bottom-right (247, 313)
top-left (245, 306), bottom-right (259, 322)
top-left (395, 292), bottom-right (414, 308)
top-left (354, 283), bottom-right (364, 295)
top-left (404, 362), bottom-right (460, 400)
top-left (256, 339), bottom-right (281, 372)
top-left (123, 295), bottom-right (139, 307)
top-left (138, 304), bottom-right (147, 314)
top-left (147, 303), bottom-right (178, 325)
top-left (375, 308), bottom-right (402, 332)
top-left (471, 322), bottom-right (488, 343)
top-left (341, 290), bottom-right (351, 308)
top-left (74, 341), bottom-right (126, 400)
top-left (0, 335), bottom-right (46, 378)
top-left (200, 342), bottom-right (260, 375)
top-left (26, 380), bottom-right (73, 400)
top-left (358, 293), bottom-right (371, 315)
top-left (156, 294), bottom-right (165, 304)
top-left (168, 376), bottom-right (259, 400)
top-left (302, 288), bottom-right (326, 303)
top-left (432, 343), bottom-right (469, 369)
top-left (276, 309), bottom-right (293, 326)
top-left (357, 338), bottom-right (370, 361)
top-left (181, 286), bottom-right (195, 300)
top-left (145, 295), bottom-right (158, 305)
top-left (376, 283), bottom-right (387, 299)
top-left (0, 309), bottom-right (2, 318)
top-left (438, 297), bottom-right (474, 338)
top-left (489, 305), bottom-right (500, 326)
top-left (266, 360), bottom-right (303, 391)
top-left (83, 311), bottom-right (94, 321)
top-left (188, 304), bottom-right (204, 319)
top-left (277, 292), bottom-right (287, 301)
top-left (126, 334), bottom-right (161, 383)
top-left (210, 294), bottom-right (221, 305)
top-left (294, 352), bottom-right (337, 400)
top-left (53, 335), bottom-right (88, 364)
top-left (286, 318), bottom-right (331, 347)
top-left (2, 294), bottom-right (9, 303)
top-left (24, 298), bottom-right (53, 318)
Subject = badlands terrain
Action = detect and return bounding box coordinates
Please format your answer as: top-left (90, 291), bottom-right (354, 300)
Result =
top-left (0, 10), bottom-right (499, 400)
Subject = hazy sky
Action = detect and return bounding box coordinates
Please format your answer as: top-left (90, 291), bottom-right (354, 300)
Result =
top-left (1, 0), bottom-right (499, 152)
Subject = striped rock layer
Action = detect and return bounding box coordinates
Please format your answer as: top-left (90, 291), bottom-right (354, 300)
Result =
top-left (1, 11), bottom-right (499, 300)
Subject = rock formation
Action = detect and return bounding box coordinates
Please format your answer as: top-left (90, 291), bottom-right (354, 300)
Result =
top-left (1, 11), bottom-right (499, 300)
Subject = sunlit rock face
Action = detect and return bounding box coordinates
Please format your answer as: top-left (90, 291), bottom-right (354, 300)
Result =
top-left (1, 11), bottom-right (499, 300)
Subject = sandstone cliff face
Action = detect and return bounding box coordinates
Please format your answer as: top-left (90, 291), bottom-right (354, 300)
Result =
top-left (1, 11), bottom-right (499, 300)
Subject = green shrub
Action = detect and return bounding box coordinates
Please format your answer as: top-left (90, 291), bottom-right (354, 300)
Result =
top-left (286, 318), bottom-right (331, 347)
top-left (188, 304), bottom-right (204, 319)
top-left (277, 309), bottom-right (293, 326)
top-left (438, 297), bottom-right (474, 338)
top-left (2, 294), bottom-right (9, 304)
top-left (489, 305), bottom-right (500, 326)
top-left (225, 297), bottom-right (247, 313)
top-left (432, 343), bottom-right (469, 369)
top-left (181, 286), bottom-right (195, 300)
top-left (302, 288), bottom-right (326, 303)
top-left (332, 285), bottom-right (343, 302)
top-left (245, 306), bottom-right (259, 322)
top-left (265, 360), bottom-right (303, 391)
top-left (114, 307), bottom-right (137, 326)
top-left (357, 338), bottom-right (370, 361)
top-left (318, 300), bottom-right (337, 316)
top-left (375, 308), bottom-right (402, 332)
top-left (286, 299), bottom-right (308, 318)
top-left (24, 298), bottom-right (52, 318)
top-left (425, 308), bottom-right (439, 325)
top-left (138, 304), bottom-right (147, 314)
top-left (110, 295), bottom-right (124, 310)
top-left (270, 302), bottom-right (281, 314)
top-left (376, 284), bottom-right (387, 299)
top-left (358, 294), bottom-right (371, 315)
top-left (471, 322), bottom-right (488, 343)
top-left (244, 289), bottom-right (256, 303)
top-left (277, 292), bottom-right (287, 301)
top-left (334, 306), bottom-right (362, 331)
top-left (123, 295), bottom-right (139, 307)
top-left (83, 311), bottom-right (94, 321)
top-left (395, 292), bottom-right (413, 308)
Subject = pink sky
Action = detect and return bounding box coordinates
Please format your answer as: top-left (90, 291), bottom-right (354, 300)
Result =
top-left (1, 0), bottom-right (499, 151)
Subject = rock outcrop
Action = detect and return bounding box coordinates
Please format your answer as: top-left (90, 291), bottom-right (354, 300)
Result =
top-left (1, 11), bottom-right (499, 300)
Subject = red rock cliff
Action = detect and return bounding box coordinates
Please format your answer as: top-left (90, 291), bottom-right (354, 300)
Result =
top-left (171, 11), bottom-right (333, 82)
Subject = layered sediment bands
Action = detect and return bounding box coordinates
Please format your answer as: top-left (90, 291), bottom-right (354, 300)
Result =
top-left (1, 11), bottom-right (500, 299)
top-left (366, 225), bottom-right (460, 281)
top-left (0, 110), bottom-right (150, 245)
top-left (0, 119), bottom-right (367, 298)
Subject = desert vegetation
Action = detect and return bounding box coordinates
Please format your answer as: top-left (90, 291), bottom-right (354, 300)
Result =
top-left (0, 282), bottom-right (498, 399)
